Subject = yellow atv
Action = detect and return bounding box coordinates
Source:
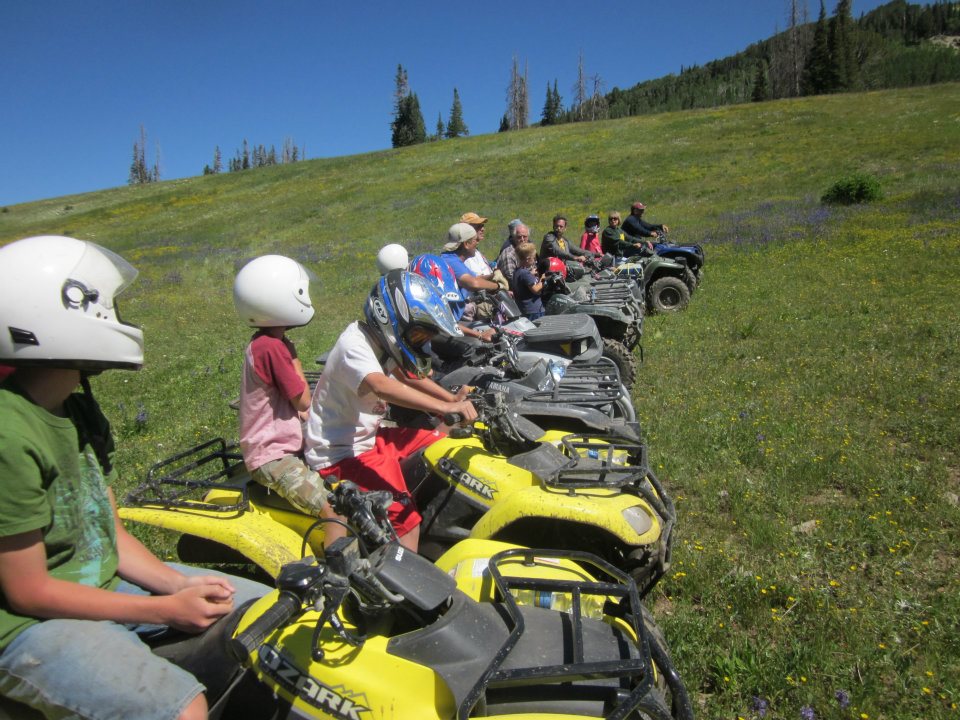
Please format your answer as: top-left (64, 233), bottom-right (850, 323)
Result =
top-left (226, 482), bottom-right (694, 719)
top-left (121, 396), bottom-right (675, 597)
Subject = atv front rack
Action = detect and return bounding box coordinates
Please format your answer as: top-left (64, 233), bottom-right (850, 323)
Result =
top-left (523, 359), bottom-right (625, 408)
top-left (124, 437), bottom-right (251, 513)
top-left (460, 548), bottom-right (691, 720)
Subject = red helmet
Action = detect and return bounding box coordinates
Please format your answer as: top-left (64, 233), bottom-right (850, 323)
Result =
top-left (546, 256), bottom-right (567, 279)
top-left (631, 201), bottom-right (646, 212)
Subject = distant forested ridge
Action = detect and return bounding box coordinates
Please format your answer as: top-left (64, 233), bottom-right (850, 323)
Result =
top-left (603, 0), bottom-right (960, 118)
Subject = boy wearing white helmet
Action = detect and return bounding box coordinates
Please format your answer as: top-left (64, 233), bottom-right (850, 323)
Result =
top-left (0, 235), bottom-right (267, 720)
top-left (234, 255), bottom-right (340, 541)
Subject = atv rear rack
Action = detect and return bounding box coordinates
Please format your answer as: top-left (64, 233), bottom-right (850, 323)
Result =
top-left (460, 548), bottom-right (691, 720)
top-left (124, 437), bottom-right (251, 513)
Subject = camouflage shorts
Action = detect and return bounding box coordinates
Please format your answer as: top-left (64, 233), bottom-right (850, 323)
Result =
top-left (252, 455), bottom-right (328, 516)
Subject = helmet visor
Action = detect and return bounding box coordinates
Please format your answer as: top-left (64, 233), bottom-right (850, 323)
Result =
top-left (66, 242), bottom-right (139, 311)
top-left (403, 325), bottom-right (437, 350)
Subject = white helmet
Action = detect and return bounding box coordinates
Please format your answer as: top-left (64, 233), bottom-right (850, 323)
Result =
top-left (233, 255), bottom-right (315, 328)
top-left (0, 235), bottom-right (144, 370)
top-left (375, 243), bottom-right (409, 274)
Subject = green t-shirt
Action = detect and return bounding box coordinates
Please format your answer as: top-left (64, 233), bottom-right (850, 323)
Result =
top-left (0, 379), bottom-right (120, 650)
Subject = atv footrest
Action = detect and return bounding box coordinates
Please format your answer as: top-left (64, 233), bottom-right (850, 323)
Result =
top-left (124, 437), bottom-right (252, 513)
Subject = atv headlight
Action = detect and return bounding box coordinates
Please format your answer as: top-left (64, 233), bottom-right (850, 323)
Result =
top-left (621, 506), bottom-right (654, 536)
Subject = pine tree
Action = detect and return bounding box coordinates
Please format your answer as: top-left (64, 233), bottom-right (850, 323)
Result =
top-left (829, 0), bottom-right (860, 91)
top-left (393, 64), bottom-right (409, 117)
top-left (803, 0), bottom-right (833, 95)
top-left (541, 82), bottom-right (555, 125)
top-left (435, 113), bottom-right (445, 140)
top-left (213, 146), bottom-right (222, 174)
top-left (445, 88), bottom-right (468, 138)
top-left (752, 60), bottom-right (769, 101)
top-left (498, 115), bottom-right (510, 133)
top-left (128, 125), bottom-right (153, 185)
top-left (391, 65), bottom-right (427, 147)
top-left (129, 142), bottom-right (143, 185)
top-left (242, 139), bottom-right (250, 170)
top-left (151, 143), bottom-right (161, 182)
top-left (541, 80), bottom-right (563, 125)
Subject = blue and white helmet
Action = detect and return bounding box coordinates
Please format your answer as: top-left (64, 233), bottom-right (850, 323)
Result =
top-left (409, 254), bottom-right (463, 304)
top-left (364, 270), bottom-right (462, 377)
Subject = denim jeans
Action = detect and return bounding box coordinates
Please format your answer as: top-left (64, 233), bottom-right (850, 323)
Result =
top-left (0, 564), bottom-right (270, 720)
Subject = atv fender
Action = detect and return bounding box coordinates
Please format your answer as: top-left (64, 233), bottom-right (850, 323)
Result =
top-left (468, 486), bottom-right (661, 547)
top-left (119, 504), bottom-right (307, 578)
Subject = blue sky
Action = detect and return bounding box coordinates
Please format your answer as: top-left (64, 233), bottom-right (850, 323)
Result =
top-left (1, 0), bottom-right (891, 207)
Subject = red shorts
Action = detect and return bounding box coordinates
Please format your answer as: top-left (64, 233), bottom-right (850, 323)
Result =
top-left (319, 425), bottom-right (444, 536)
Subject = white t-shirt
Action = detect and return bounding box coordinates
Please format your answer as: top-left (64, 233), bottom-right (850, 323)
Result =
top-left (304, 322), bottom-right (394, 468)
top-left (464, 250), bottom-right (493, 276)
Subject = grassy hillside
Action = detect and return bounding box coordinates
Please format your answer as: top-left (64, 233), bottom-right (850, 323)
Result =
top-left (2, 83), bottom-right (959, 718)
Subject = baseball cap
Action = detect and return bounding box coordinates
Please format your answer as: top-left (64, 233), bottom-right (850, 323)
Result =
top-left (442, 222), bottom-right (478, 252)
top-left (631, 202), bottom-right (646, 211)
top-left (460, 211), bottom-right (488, 225)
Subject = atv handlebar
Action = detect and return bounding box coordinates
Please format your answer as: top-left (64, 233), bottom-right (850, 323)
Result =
top-left (329, 481), bottom-right (396, 549)
top-left (443, 411), bottom-right (465, 426)
top-left (229, 590), bottom-right (302, 662)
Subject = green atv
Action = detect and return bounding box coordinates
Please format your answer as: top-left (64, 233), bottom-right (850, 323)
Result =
top-left (614, 254), bottom-right (696, 314)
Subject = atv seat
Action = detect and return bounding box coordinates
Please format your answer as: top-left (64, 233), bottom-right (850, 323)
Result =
top-left (247, 480), bottom-right (306, 515)
top-left (525, 313), bottom-right (596, 343)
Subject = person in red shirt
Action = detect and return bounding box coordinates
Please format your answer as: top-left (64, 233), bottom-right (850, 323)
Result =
top-left (580, 214), bottom-right (603, 255)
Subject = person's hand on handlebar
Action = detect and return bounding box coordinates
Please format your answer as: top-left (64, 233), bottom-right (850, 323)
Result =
top-left (454, 384), bottom-right (475, 402)
top-left (479, 328), bottom-right (496, 343)
top-left (444, 399), bottom-right (478, 425)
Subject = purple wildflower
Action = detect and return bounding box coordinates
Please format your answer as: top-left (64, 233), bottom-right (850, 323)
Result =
top-left (835, 689), bottom-right (850, 709)
top-left (751, 696), bottom-right (769, 717)
top-left (800, 705), bottom-right (816, 720)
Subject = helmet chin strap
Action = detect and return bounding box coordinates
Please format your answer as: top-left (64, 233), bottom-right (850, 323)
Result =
top-left (358, 321), bottom-right (391, 367)
top-left (79, 374), bottom-right (113, 474)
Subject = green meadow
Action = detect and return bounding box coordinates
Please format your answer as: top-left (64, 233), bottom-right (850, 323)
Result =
top-left (2, 83), bottom-right (959, 719)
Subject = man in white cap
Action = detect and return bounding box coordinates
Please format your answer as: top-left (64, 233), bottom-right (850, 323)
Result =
top-left (440, 222), bottom-right (501, 322)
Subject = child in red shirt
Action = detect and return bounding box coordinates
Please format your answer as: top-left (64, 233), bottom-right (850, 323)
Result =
top-left (580, 214), bottom-right (602, 255)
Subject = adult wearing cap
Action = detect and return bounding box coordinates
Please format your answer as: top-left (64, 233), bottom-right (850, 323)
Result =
top-left (440, 223), bottom-right (501, 322)
top-left (459, 211), bottom-right (496, 278)
top-left (622, 201), bottom-right (669, 244)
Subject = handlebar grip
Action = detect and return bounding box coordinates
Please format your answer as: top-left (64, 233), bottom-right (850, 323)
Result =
top-left (443, 412), bottom-right (465, 425)
top-left (228, 591), bottom-right (302, 662)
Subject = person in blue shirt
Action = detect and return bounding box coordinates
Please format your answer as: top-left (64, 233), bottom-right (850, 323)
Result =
top-left (510, 242), bottom-right (545, 320)
top-left (439, 223), bottom-right (500, 322)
